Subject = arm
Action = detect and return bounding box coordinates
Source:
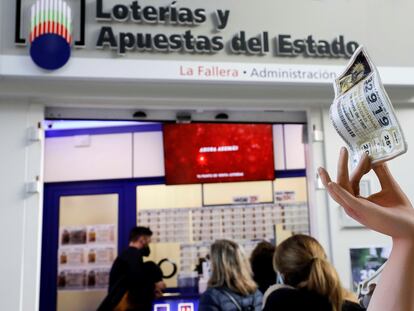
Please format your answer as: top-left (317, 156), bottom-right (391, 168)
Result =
top-left (369, 239), bottom-right (414, 311)
top-left (154, 280), bottom-right (166, 298)
top-left (319, 147), bottom-right (414, 311)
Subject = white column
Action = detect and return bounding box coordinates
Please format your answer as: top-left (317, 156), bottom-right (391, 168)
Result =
top-left (0, 102), bottom-right (44, 311)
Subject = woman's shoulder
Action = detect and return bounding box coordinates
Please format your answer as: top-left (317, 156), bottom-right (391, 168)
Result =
top-left (252, 289), bottom-right (263, 299)
top-left (263, 287), bottom-right (366, 311)
top-left (199, 288), bottom-right (223, 309)
top-left (263, 285), bottom-right (301, 307)
top-left (200, 287), bottom-right (262, 302)
top-left (200, 287), bottom-right (233, 302)
top-left (200, 287), bottom-right (262, 311)
top-left (263, 285), bottom-right (297, 301)
top-left (200, 287), bottom-right (221, 299)
top-left (239, 289), bottom-right (263, 306)
top-left (263, 286), bottom-right (331, 311)
top-left (343, 300), bottom-right (365, 311)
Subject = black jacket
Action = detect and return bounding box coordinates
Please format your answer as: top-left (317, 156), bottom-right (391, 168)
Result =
top-left (108, 247), bottom-right (144, 292)
top-left (98, 247), bottom-right (151, 311)
top-left (263, 287), bottom-right (365, 311)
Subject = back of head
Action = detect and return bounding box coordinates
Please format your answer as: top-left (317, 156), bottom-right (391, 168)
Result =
top-left (250, 241), bottom-right (276, 293)
top-left (274, 235), bottom-right (343, 311)
top-left (129, 226), bottom-right (152, 243)
top-left (208, 239), bottom-right (257, 296)
top-left (142, 261), bottom-right (163, 283)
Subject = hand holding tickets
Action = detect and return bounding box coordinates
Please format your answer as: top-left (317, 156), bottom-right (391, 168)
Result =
top-left (318, 148), bottom-right (414, 238)
top-left (324, 44), bottom-right (414, 311)
top-left (319, 149), bottom-right (414, 311)
top-left (330, 46), bottom-right (407, 166)
top-left (320, 149), bottom-right (413, 307)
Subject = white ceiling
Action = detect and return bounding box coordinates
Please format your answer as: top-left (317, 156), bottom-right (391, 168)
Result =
top-left (1, 77), bottom-right (414, 110)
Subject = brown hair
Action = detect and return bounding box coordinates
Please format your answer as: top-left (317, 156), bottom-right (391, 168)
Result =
top-left (208, 239), bottom-right (257, 295)
top-left (250, 241), bottom-right (275, 263)
top-left (250, 241), bottom-right (276, 293)
top-left (274, 235), bottom-right (343, 311)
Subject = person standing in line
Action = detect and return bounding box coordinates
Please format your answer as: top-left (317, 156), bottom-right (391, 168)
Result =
top-left (263, 234), bottom-right (363, 311)
top-left (113, 261), bottom-right (166, 311)
top-left (97, 226), bottom-right (155, 311)
top-left (199, 240), bottom-right (263, 311)
top-left (249, 241), bottom-right (276, 295)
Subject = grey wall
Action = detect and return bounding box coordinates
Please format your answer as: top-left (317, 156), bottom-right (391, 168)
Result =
top-left (2, 0), bottom-right (414, 66)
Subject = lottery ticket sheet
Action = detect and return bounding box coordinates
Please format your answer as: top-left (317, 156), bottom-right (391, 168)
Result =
top-left (331, 46), bottom-right (407, 166)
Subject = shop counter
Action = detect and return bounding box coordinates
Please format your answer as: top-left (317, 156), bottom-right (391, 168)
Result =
top-left (153, 288), bottom-right (199, 311)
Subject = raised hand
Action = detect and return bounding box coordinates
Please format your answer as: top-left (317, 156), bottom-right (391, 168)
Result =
top-left (318, 147), bottom-right (414, 238)
top-left (318, 147), bottom-right (414, 311)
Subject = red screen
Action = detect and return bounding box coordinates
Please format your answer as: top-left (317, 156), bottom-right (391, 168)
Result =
top-left (163, 123), bottom-right (275, 185)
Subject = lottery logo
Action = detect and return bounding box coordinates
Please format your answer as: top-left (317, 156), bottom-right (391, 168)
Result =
top-left (29, 0), bottom-right (72, 70)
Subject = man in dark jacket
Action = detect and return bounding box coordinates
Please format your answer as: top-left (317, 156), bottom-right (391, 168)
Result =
top-left (97, 226), bottom-right (153, 311)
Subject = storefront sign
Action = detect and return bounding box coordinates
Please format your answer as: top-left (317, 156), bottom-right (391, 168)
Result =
top-left (15, 0), bottom-right (359, 71)
top-left (94, 1), bottom-right (358, 58)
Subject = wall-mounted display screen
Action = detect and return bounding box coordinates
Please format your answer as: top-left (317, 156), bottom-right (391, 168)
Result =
top-left (163, 123), bottom-right (275, 185)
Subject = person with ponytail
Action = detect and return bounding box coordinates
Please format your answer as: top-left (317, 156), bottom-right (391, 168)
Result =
top-left (263, 234), bottom-right (363, 311)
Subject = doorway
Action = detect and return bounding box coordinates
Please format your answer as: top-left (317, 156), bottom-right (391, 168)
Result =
top-left (40, 114), bottom-right (310, 311)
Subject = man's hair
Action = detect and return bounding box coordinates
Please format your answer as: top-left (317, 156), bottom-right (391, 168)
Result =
top-left (129, 226), bottom-right (153, 242)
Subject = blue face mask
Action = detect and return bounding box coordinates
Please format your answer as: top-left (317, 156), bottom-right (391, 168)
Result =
top-left (202, 259), bottom-right (211, 278)
top-left (276, 272), bottom-right (284, 285)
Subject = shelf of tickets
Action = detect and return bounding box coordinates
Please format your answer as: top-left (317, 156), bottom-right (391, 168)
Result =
top-left (137, 202), bottom-right (308, 242)
top-left (137, 202), bottom-right (309, 276)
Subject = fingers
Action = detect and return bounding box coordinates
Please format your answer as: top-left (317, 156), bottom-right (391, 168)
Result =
top-left (350, 153), bottom-right (371, 195)
top-left (327, 182), bottom-right (403, 236)
top-left (373, 162), bottom-right (395, 189)
top-left (337, 147), bottom-right (353, 193)
top-left (318, 167), bottom-right (332, 188)
top-left (373, 163), bottom-right (412, 206)
top-left (326, 181), bottom-right (365, 214)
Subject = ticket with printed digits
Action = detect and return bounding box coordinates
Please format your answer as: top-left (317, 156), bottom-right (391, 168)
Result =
top-left (330, 46), bottom-right (407, 165)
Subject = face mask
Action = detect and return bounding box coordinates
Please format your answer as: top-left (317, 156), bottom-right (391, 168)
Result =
top-left (141, 246), bottom-right (151, 257)
top-left (276, 272), bottom-right (284, 285)
top-left (202, 259), bottom-right (211, 279)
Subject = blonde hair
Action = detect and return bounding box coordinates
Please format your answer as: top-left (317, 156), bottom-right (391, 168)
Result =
top-left (208, 239), bottom-right (257, 295)
top-left (274, 235), bottom-right (343, 311)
